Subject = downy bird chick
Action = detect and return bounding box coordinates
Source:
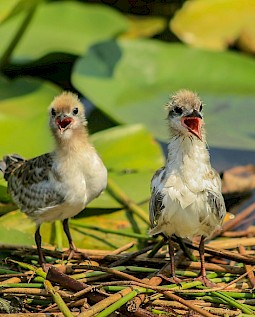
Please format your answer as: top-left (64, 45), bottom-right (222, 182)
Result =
top-left (0, 92), bottom-right (107, 270)
top-left (149, 89), bottom-right (226, 287)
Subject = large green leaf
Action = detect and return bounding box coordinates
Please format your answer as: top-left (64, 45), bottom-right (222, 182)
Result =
top-left (0, 211), bottom-right (34, 245)
top-left (0, 0), bottom-right (38, 25)
top-left (91, 124), bottom-right (163, 172)
top-left (170, 0), bottom-right (255, 53)
top-left (0, 1), bottom-right (128, 60)
top-left (0, 76), bottom-right (60, 158)
top-left (72, 39), bottom-right (255, 150)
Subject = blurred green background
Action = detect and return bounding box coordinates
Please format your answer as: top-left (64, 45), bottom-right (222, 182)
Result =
top-left (0, 0), bottom-right (255, 254)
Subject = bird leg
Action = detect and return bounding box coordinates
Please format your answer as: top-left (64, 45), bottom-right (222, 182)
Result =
top-left (197, 235), bottom-right (216, 287)
top-left (62, 219), bottom-right (77, 260)
top-left (159, 237), bottom-right (181, 284)
top-left (62, 219), bottom-right (90, 262)
top-left (168, 237), bottom-right (182, 284)
top-left (35, 225), bottom-right (50, 272)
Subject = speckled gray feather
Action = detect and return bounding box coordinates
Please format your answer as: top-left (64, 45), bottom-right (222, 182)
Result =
top-left (3, 153), bottom-right (64, 215)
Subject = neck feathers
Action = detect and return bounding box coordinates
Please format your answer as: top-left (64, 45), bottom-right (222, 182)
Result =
top-left (167, 133), bottom-right (209, 169)
top-left (54, 126), bottom-right (90, 155)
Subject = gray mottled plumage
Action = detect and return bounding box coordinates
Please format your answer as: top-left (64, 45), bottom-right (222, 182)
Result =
top-left (2, 153), bottom-right (64, 217)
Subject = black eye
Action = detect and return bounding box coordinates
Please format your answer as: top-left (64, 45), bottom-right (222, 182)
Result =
top-left (199, 103), bottom-right (203, 112)
top-left (51, 108), bottom-right (56, 116)
top-left (73, 107), bottom-right (78, 115)
top-left (174, 106), bottom-right (183, 115)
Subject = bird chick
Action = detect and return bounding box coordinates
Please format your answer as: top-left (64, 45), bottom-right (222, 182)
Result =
top-left (149, 89), bottom-right (226, 287)
top-left (0, 92), bottom-right (107, 270)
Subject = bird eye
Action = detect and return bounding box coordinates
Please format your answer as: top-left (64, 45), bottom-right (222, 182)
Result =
top-left (73, 107), bottom-right (79, 115)
top-left (51, 108), bottom-right (56, 117)
top-left (199, 103), bottom-right (203, 112)
top-left (174, 106), bottom-right (183, 115)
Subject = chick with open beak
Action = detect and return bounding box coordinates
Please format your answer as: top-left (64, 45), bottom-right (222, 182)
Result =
top-left (180, 109), bottom-right (203, 140)
top-left (150, 89), bottom-right (226, 287)
top-left (56, 115), bottom-right (73, 134)
top-left (167, 90), bottom-right (204, 141)
top-left (1, 92), bottom-right (107, 271)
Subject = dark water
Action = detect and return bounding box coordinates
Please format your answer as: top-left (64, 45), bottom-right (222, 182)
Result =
top-left (210, 147), bottom-right (255, 172)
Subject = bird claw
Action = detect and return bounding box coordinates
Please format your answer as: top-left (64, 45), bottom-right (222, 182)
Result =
top-left (196, 276), bottom-right (217, 288)
top-left (63, 248), bottom-right (90, 263)
top-left (158, 273), bottom-right (182, 285)
top-left (41, 263), bottom-right (53, 273)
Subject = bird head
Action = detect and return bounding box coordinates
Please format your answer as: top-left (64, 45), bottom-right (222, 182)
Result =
top-left (166, 89), bottom-right (204, 141)
top-left (49, 92), bottom-right (87, 138)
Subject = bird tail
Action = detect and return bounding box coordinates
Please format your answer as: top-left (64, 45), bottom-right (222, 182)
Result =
top-left (0, 154), bottom-right (24, 181)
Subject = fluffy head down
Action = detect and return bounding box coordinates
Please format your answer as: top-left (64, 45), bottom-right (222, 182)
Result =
top-left (165, 89), bottom-right (204, 140)
top-left (166, 89), bottom-right (203, 114)
top-left (49, 92), bottom-right (87, 139)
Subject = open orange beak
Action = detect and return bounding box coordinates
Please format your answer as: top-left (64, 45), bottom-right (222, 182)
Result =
top-left (181, 116), bottom-right (202, 140)
top-left (56, 116), bottom-right (73, 134)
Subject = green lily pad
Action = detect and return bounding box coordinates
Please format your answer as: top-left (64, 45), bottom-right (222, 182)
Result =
top-left (0, 225), bottom-right (35, 245)
top-left (0, 1), bottom-right (128, 60)
top-left (0, 76), bottom-right (59, 158)
top-left (0, 211), bottom-right (34, 245)
top-left (91, 124), bottom-right (163, 172)
top-left (170, 0), bottom-right (255, 52)
top-left (0, 0), bottom-right (38, 25)
top-left (72, 39), bottom-right (255, 150)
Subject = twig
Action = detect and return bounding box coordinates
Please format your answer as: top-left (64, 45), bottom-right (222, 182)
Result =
top-left (127, 276), bottom-right (162, 312)
top-left (238, 245), bottom-right (255, 288)
top-left (111, 242), bottom-right (135, 255)
top-left (44, 280), bottom-right (73, 317)
top-left (210, 291), bottom-right (254, 314)
top-left (71, 264), bottom-right (145, 283)
top-left (214, 202), bottom-right (255, 238)
top-left (9, 260), bottom-right (47, 279)
top-left (94, 289), bottom-right (139, 317)
top-left (0, 312), bottom-right (78, 317)
top-left (209, 237), bottom-right (255, 250)
top-left (161, 291), bottom-right (217, 317)
top-left (181, 239), bottom-right (255, 264)
top-left (46, 266), bottom-right (88, 292)
top-left (222, 228), bottom-right (255, 238)
top-left (77, 286), bottom-right (138, 317)
top-left (109, 244), bottom-right (154, 267)
top-left (178, 259), bottom-right (245, 274)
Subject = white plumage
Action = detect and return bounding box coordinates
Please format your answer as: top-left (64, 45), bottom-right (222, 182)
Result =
top-left (149, 89), bottom-right (226, 286)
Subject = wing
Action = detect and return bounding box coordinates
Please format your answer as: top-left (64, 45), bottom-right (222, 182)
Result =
top-left (5, 153), bottom-right (64, 214)
top-left (207, 190), bottom-right (226, 223)
top-left (149, 167), bottom-right (165, 228)
top-left (206, 170), bottom-right (226, 223)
